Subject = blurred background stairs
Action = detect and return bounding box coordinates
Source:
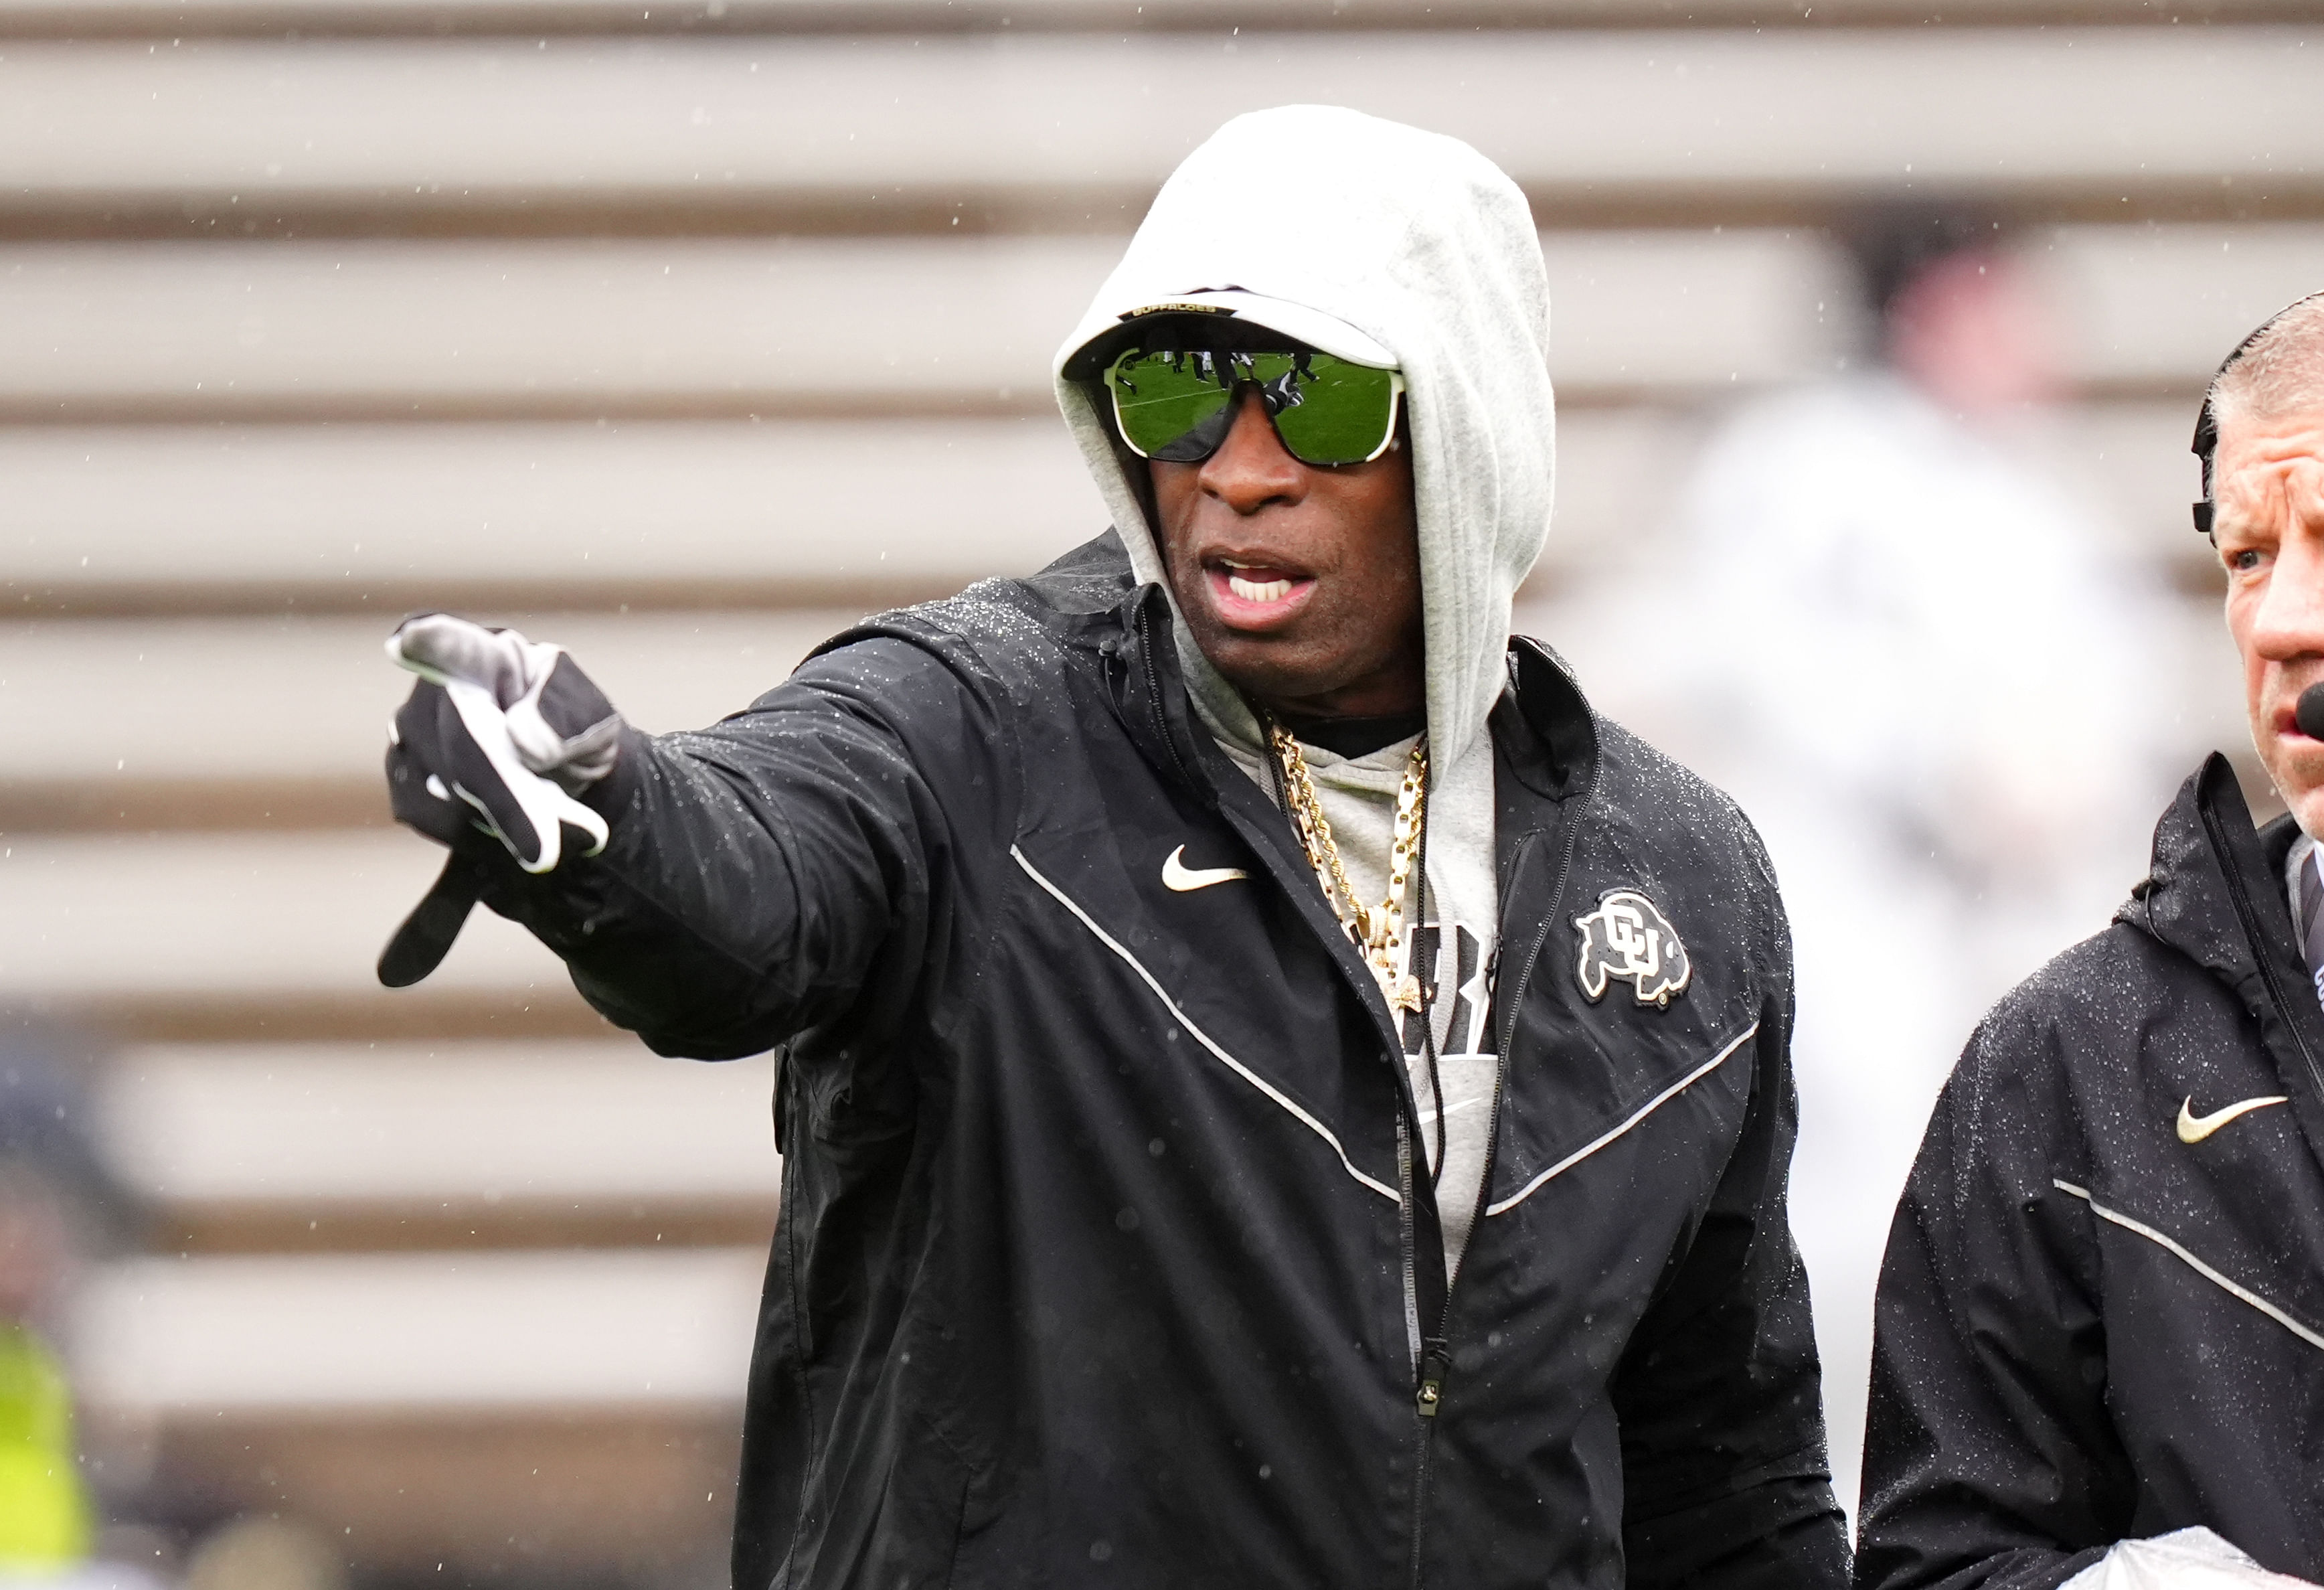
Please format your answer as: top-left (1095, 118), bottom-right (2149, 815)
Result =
top-left (0, 2), bottom-right (2315, 1584)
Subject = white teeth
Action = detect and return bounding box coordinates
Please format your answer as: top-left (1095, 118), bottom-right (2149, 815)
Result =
top-left (1228, 574), bottom-right (1293, 603)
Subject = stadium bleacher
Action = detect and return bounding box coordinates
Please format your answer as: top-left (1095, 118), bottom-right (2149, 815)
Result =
top-left (0, 2), bottom-right (2312, 1582)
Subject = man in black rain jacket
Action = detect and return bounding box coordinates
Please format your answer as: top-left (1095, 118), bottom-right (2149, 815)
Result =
top-left (378, 108), bottom-right (1848, 1589)
top-left (1855, 295), bottom-right (2324, 1587)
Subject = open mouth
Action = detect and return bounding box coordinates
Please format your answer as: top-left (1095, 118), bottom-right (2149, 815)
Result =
top-left (1206, 558), bottom-right (1317, 625)
top-left (1228, 568), bottom-right (1294, 603)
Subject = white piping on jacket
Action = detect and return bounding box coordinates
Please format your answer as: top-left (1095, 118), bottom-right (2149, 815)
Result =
top-left (1011, 844), bottom-right (1400, 1203)
top-left (2052, 1180), bottom-right (2324, 1353)
top-left (1485, 1022), bottom-right (1760, 1218)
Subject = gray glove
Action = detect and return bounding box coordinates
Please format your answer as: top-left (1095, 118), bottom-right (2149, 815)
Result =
top-left (378, 614), bottom-right (625, 987)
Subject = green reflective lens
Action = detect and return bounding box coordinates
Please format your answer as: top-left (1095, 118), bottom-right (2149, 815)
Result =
top-left (1110, 350), bottom-right (1239, 461)
top-left (1268, 356), bottom-right (1397, 466)
top-left (1108, 348), bottom-right (1399, 467)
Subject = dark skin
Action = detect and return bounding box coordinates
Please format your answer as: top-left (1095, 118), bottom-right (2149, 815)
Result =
top-left (1148, 386), bottom-right (1424, 719)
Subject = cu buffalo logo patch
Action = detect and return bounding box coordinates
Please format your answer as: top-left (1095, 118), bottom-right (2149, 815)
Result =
top-left (1574, 890), bottom-right (1691, 1008)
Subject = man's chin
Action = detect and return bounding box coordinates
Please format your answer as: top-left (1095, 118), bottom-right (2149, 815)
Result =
top-left (1193, 635), bottom-right (1347, 712)
top-left (1203, 649), bottom-right (1323, 708)
top-left (2287, 784), bottom-right (2324, 840)
top-left (2268, 744), bottom-right (2324, 837)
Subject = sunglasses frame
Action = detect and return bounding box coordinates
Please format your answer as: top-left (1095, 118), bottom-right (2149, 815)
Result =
top-left (1105, 347), bottom-right (1406, 469)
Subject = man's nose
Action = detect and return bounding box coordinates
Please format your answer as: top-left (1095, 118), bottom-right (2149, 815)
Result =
top-left (1196, 389), bottom-right (1307, 513)
top-left (2250, 531), bottom-right (2324, 661)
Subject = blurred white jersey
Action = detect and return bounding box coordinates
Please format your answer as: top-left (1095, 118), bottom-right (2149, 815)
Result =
top-left (1677, 375), bottom-right (2163, 896)
top-left (1555, 372), bottom-right (2184, 1515)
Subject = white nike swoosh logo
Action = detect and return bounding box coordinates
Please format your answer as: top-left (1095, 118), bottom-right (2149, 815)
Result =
top-left (1161, 844), bottom-right (1249, 892)
top-left (2177, 1094), bottom-right (2290, 1143)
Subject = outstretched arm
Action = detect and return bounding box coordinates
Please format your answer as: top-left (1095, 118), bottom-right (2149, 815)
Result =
top-left (380, 614), bottom-right (1011, 1058)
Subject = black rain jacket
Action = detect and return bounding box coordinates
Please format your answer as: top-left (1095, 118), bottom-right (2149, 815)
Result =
top-left (474, 533), bottom-right (1848, 1590)
top-left (1857, 754), bottom-right (2324, 1589)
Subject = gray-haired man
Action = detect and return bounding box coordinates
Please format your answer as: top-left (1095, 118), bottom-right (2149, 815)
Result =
top-left (1855, 293), bottom-right (2324, 1589)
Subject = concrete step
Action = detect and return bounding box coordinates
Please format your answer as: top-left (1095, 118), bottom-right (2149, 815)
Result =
top-left (0, 829), bottom-right (569, 1009)
top-left (0, 608), bottom-right (849, 799)
top-left (0, 30), bottom-right (2317, 236)
top-left (135, 1408), bottom-right (741, 1586)
top-left (77, 1245), bottom-right (763, 1411)
top-left (100, 1041), bottom-right (778, 1251)
top-left (71, 1248), bottom-right (759, 1578)
top-left (0, 419), bottom-right (1102, 615)
top-left (0, 823), bottom-right (843, 1040)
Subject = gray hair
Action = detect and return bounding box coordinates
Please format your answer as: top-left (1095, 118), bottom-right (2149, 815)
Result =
top-left (2207, 291), bottom-right (2324, 432)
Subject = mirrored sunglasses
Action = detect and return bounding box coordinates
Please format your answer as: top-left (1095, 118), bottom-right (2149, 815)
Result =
top-left (1106, 347), bottom-right (1404, 468)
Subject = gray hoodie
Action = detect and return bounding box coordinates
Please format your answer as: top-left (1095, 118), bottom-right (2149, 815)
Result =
top-left (1052, 106), bottom-right (1557, 1271)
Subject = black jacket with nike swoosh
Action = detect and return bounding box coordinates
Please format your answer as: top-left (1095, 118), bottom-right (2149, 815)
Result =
top-left (1855, 754), bottom-right (2324, 1590)
top-left (478, 532), bottom-right (1847, 1590)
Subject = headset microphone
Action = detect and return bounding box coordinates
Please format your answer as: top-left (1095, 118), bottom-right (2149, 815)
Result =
top-left (2297, 682), bottom-right (2324, 743)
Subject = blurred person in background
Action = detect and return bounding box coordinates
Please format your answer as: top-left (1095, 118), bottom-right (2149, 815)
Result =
top-left (1851, 295), bottom-right (2324, 1587)
top-left (370, 107), bottom-right (1849, 1588)
top-left (0, 1021), bottom-right (156, 1588)
top-left (0, 1155), bottom-right (92, 1573)
top-left (1647, 207), bottom-right (2179, 1504)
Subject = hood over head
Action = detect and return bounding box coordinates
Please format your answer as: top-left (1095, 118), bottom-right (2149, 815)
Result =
top-left (1053, 104), bottom-right (1556, 763)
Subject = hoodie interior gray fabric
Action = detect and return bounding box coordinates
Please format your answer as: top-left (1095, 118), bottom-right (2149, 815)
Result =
top-left (1052, 105), bottom-right (1557, 1278)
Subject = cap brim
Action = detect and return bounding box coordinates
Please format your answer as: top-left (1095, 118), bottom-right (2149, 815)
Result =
top-left (1161, 291), bottom-right (1396, 368)
top-left (1182, 291), bottom-right (1396, 368)
top-left (1088, 290), bottom-right (1396, 372)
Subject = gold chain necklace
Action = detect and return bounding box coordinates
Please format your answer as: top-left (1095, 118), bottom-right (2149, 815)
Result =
top-left (1265, 716), bottom-right (1429, 1014)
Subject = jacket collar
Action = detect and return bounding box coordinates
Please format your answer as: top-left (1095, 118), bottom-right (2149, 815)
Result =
top-left (1011, 531), bottom-right (1220, 809)
top-left (2133, 753), bottom-right (2324, 1154)
top-left (1494, 636), bottom-right (1597, 807)
top-left (1030, 529), bottom-right (1602, 805)
top-left (1109, 580), bottom-right (1222, 810)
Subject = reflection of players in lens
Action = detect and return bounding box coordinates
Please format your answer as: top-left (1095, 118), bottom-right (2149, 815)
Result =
top-left (1258, 362), bottom-right (1308, 412)
top-left (1109, 347), bottom-right (1400, 465)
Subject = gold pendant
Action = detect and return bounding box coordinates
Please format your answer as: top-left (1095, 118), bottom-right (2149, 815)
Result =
top-left (1381, 970), bottom-right (1423, 1014)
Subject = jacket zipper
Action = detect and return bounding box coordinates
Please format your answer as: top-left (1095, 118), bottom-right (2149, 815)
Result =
top-left (1400, 1102), bottom-right (1439, 1590)
top-left (1137, 609), bottom-right (1597, 1585)
top-left (1135, 603), bottom-right (1196, 793)
top-left (1396, 1111), bottom-right (1426, 1372)
top-left (1404, 784), bottom-right (1441, 1380)
top-left (1404, 791), bottom-right (1592, 1589)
